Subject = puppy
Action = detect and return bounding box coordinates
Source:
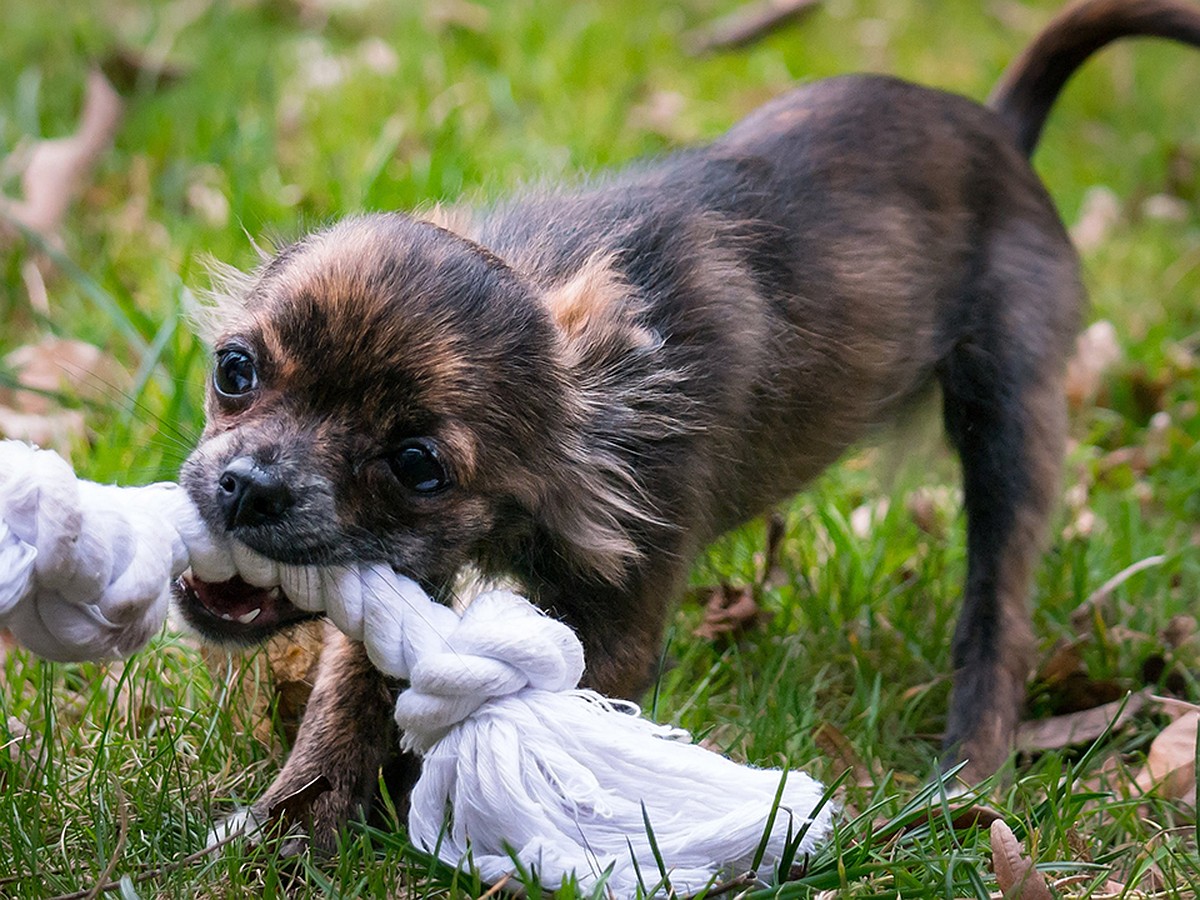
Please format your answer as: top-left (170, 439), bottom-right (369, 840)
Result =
top-left (175, 0), bottom-right (1200, 850)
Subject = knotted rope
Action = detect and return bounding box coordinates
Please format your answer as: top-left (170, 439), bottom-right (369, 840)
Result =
top-left (0, 440), bottom-right (833, 895)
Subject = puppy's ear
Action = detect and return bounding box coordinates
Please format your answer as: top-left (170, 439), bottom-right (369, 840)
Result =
top-left (542, 253), bottom-right (659, 358)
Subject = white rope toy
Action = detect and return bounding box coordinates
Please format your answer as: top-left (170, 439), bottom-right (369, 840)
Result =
top-left (0, 440), bottom-right (833, 895)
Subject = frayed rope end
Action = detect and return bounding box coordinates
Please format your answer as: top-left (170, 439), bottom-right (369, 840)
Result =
top-left (402, 686), bottom-right (834, 896)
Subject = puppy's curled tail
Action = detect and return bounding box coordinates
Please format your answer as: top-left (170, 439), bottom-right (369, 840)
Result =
top-left (990, 0), bottom-right (1200, 157)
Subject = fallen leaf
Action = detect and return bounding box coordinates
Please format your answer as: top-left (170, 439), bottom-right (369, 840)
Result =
top-left (1065, 320), bottom-right (1121, 407)
top-left (1150, 694), bottom-right (1200, 722)
top-left (1134, 710), bottom-right (1198, 805)
top-left (1036, 640), bottom-right (1085, 685)
top-left (1162, 613), bottom-right (1197, 650)
top-left (990, 820), bottom-right (1053, 900)
top-left (905, 487), bottom-right (946, 538)
top-left (2, 336), bottom-right (125, 412)
top-left (1141, 193), bottom-right (1189, 222)
top-left (200, 620), bottom-right (324, 747)
top-left (683, 0), bottom-right (822, 55)
top-left (0, 336), bottom-right (126, 455)
top-left (813, 722), bottom-right (877, 787)
top-left (0, 407), bottom-right (87, 455)
top-left (628, 90), bottom-right (695, 143)
top-left (1070, 186), bottom-right (1122, 252)
top-left (425, 0), bottom-right (490, 32)
top-left (896, 802), bottom-right (1005, 836)
top-left (1016, 689), bottom-right (1150, 752)
top-left (3, 715), bottom-right (29, 764)
top-left (0, 69), bottom-right (123, 245)
top-left (693, 584), bottom-right (768, 641)
top-left (185, 164), bottom-right (231, 228)
top-left (1140, 653), bottom-right (1189, 696)
top-left (265, 621), bottom-right (324, 744)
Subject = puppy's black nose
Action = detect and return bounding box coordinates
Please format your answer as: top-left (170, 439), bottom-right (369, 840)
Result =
top-left (217, 456), bottom-right (293, 530)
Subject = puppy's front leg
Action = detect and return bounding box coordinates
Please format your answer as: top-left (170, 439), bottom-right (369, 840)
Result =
top-left (253, 623), bottom-right (405, 853)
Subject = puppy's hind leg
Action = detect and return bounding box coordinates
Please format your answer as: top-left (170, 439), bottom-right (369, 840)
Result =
top-left (937, 227), bottom-right (1080, 783)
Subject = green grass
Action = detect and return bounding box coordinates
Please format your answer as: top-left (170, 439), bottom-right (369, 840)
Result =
top-left (2, 0), bottom-right (1199, 896)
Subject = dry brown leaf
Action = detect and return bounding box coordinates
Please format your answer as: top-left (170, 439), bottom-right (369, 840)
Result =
top-left (1016, 689), bottom-right (1150, 752)
top-left (201, 621), bottom-right (324, 747)
top-left (628, 90), bottom-right (695, 143)
top-left (1037, 640), bottom-right (1085, 684)
top-left (3, 715), bottom-right (29, 764)
top-left (1070, 186), bottom-right (1121, 252)
top-left (990, 820), bottom-right (1053, 900)
top-left (1134, 710), bottom-right (1198, 805)
top-left (2, 336), bottom-right (125, 412)
top-left (813, 722), bottom-right (877, 787)
top-left (0, 407), bottom-right (87, 455)
top-left (1065, 320), bottom-right (1121, 408)
top-left (895, 802), bottom-right (1006, 838)
top-left (1150, 694), bottom-right (1200, 722)
top-left (1162, 613), bottom-right (1197, 650)
top-left (0, 336), bottom-right (126, 455)
top-left (425, 0), bottom-right (489, 33)
top-left (0, 69), bottom-right (123, 244)
top-left (905, 487), bottom-right (947, 538)
top-left (693, 584), bottom-right (767, 641)
top-left (265, 621), bottom-right (324, 744)
top-left (683, 0), bottom-right (823, 55)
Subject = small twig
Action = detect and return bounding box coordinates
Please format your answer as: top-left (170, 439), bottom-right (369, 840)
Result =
top-left (44, 826), bottom-right (244, 900)
top-left (82, 781), bottom-right (130, 900)
top-left (477, 872), bottom-right (512, 899)
top-left (684, 0), bottom-right (822, 55)
top-left (1071, 554), bottom-right (1167, 628)
top-left (683, 871), bottom-right (757, 899)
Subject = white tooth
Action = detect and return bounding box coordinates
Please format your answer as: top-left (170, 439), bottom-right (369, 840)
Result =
top-left (279, 564), bottom-right (325, 612)
top-left (220, 612), bottom-right (233, 621)
top-left (237, 608), bottom-right (262, 624)
top-left (232, 542), bottom-right (280, 588)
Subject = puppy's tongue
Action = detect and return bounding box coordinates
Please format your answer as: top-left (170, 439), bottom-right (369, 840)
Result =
top-left (184, 573), bottom-right (273, 625)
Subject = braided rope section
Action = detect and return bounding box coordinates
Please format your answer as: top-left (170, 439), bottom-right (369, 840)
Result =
top-left (0, 440), bottom-right (832, 896)
top-left (0, 441), bottom-right (233, 659)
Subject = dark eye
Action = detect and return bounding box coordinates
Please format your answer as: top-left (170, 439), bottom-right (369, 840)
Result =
top-left (214, 349), bottom-right (258, 398)
top-left (388, 439), bottom-right (450, 494)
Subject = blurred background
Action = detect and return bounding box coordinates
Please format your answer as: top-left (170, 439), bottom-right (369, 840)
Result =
top-left (0, 1), bottom-right (1197, 896)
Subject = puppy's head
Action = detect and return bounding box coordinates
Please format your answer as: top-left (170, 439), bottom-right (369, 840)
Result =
top-left (176, 213), bottom-right (582, 643)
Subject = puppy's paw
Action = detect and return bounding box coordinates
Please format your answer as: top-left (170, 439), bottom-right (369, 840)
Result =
top-left (206, 773), bottom-right (341, 857)
top-left (249, 771), bottom-right (358, 856)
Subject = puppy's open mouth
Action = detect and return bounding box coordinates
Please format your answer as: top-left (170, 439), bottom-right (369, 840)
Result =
top-left (175, 571), bottom-right (316, 643)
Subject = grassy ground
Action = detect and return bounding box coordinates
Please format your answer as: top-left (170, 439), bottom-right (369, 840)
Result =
top-left (1, 0), bottom-right (1199, 896)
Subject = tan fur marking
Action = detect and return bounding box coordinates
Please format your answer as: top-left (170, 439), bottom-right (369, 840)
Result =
top-left (418, 203), bottom-right (477, 238)
top-left (542, 252), bottom-right (653, 351)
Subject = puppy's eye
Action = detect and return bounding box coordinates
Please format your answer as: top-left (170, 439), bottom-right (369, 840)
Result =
top-left (388, 440), bottom-right (450, 494)
top-left (214, 350), bottom-right (258, 398)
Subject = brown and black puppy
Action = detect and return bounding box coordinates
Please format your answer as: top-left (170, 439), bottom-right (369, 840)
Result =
top-left (176, 0), bottom-right (1200, 850)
